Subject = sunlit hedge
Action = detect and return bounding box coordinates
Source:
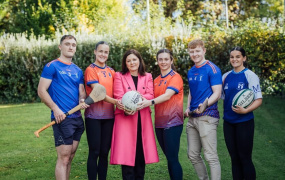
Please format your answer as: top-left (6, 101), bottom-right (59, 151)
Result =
top-left (1, 20), bottom-right (284, 103)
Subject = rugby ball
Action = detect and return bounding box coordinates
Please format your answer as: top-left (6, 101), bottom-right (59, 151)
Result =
top-left (121, 91), bottom-right (142, 111)
top-left (232, 89), bottom-right (255, 108)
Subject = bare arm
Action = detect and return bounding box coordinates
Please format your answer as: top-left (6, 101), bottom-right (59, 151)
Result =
top-left (90, 83), bottom-right (124, 110)
top-left (208, 84), bottom-right (222, 107)
top-left (37, 77), bottom-right (65, 123)
top-left (195, 84), bottom-right (221, 114)
top-left (233, 98), bottom-right (262, 114)
top-left (186, 91), bottom-right (191, 110)
top-left (137, 89), bottom-right (175, 110)
top-left (79, 84), bottom-right (87, 100)
top-left (78, 84), bottom-right (90, 109)
top-left (184, 91), bottom-right (192, 117)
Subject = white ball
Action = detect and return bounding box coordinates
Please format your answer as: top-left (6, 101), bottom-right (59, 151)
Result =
top-left (232, 89), bottom-right (255, 108)
top-left (121, 91), bottom-right (142, 111)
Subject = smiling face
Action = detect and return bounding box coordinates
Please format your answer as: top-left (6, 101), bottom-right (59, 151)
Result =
top-left (230, 50), bottom-right (246, 72)
top-left (157, 52), bottom-right (173, 73)
top-left (59, 38), bottom-right (77, 59)
top-left (94, 44), bottom-right (110, 67)
top-left (126, 54), bottom-right (140, 75)
top-left (188, 45), bottom-right (206, 65)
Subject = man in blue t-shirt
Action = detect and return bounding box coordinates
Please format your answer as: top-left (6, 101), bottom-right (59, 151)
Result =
top-left (38, 35), bottom-right (89, 180)
top-left (184, 39), bottom-right (222, 180)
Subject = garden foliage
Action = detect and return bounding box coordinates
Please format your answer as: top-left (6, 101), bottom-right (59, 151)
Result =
top-left (0, 19), bottom-right (284, 103)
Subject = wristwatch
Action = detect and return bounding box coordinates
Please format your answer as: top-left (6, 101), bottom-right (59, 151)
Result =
top-left (151, 100), bottom-right (155, 105)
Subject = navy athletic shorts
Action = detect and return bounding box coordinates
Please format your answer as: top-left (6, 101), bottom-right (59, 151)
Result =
top-left (52, 117), bottom-right (85, 147)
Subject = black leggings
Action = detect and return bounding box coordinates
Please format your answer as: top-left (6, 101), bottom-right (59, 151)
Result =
top-left (223, 119), bottom-right (256, 180)
top-left (155, 125), bottom-right (183, 180)
top-left (85, 118), bottom-right (114, 180)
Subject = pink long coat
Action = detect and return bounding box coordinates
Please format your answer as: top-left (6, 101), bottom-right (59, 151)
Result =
top-left (110, 72), bottom-right (159, 166)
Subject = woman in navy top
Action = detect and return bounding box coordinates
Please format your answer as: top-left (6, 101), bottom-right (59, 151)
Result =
top-left (222, 47), bottom-right (262, 180)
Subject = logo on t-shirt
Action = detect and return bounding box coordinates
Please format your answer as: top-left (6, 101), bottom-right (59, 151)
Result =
top-left (199, 75), bottom-right (203, 81)
top-left (237, 82), bottom-right (245, 90)
top-left (102, 71), bottom-right (107, 77)
top-left (159, 80), bottom-right (164, 86)
top-left (252, 85), bottom-right (261, 93)
top-left (59, 71), bottom-right (67, 75)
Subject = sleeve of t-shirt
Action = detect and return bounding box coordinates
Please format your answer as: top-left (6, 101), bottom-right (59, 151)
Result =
top-left (85, 67), bottom-right (99, 86)
top-left (41, 63), bottom-right (56, 80)
top-left (221, 74), bottom-right (226, 100)
top-left (245, 70), bottom-right (262, 99)
top-left (221, 71), bottom-right (231, 100)
top-left (79, 70), bottom-right (84, 84)
top-left (167, 74), bottom-right (183, 94)
top-left (111, 69), bottom-right (116, 80)
top-left (209, 66), bottom-right (222, 86)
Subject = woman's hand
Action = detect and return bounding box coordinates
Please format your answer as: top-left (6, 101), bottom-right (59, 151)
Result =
top-left (232, 105), bottom-right (248, 114)
top-left (115, 100), bottom-right (125, 110)
top-left (124, 109), bottom-right (136, 115)
top-left (136, 97), bottom-right (151, 111)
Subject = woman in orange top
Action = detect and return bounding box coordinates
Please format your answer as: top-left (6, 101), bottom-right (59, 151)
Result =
top-left (84, 41), bottom-right (124, 180)
top-left (138, 49), bottom-right (184, 180)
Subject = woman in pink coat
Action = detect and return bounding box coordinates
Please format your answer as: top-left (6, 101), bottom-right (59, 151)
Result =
top-left (110, 49), bottom-right (159, 180)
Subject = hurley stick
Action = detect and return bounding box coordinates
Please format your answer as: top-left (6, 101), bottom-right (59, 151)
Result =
top-left (34, 84), bottom-right (106, 138)
top-left (184, 98), bottom-right (208, 118)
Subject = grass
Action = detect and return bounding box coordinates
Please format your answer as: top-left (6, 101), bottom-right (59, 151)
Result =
top-left (0, 97), bottom-right (285, 180)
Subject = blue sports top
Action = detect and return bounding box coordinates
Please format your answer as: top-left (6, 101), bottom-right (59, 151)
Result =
top-left (41, 59), bottom-right (84, 119)
top-left (187, 60), bottom-right (222, 119)
top-left (222, 68), bottom-right (262, 123)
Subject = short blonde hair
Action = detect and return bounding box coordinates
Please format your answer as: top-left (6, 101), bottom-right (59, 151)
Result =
top-left (188, 39), bottom-right (205, 49)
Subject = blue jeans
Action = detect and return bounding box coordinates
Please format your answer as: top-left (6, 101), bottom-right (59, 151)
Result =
top-left (155, 125), bottom-right (183, 180)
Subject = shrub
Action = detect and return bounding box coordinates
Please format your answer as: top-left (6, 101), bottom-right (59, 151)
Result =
top-left (0, 20), bottom-right (284, 103)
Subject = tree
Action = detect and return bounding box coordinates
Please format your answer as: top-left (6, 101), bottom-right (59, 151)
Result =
top-left (0, 0), bottom-right (129, 38)
top-left (144, 0), bottom-right (284, 27)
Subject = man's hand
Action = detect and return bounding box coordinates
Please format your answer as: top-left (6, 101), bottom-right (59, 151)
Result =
top-left (79, 99), bottom-right (90, 110)
top-left (53, 107), bottom-right (66, 124)
top-left (184, 108), bottom-right (192, 118)
top-left (195, 98), bottom-right (208, 114)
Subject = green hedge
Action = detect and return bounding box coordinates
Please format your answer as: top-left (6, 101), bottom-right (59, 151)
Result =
top-left (1, 21), bottom-right (284, 103)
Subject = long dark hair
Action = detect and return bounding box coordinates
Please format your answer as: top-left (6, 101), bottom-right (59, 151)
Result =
top-left (121, 49), bottom-right (146, 76)
top-left (230, 46), bottom-right (247, 67)
top-left (156, 48), bottom-right (176, 71)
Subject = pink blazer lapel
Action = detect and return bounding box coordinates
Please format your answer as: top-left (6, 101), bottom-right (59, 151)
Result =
top-left (122, 72), bottom-right (136, 91)
top-left (137, 74), bottom-right (146, 93)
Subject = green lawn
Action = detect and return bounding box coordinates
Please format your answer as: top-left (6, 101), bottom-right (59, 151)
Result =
top-left (0, 97), bottom-right (284, 180)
